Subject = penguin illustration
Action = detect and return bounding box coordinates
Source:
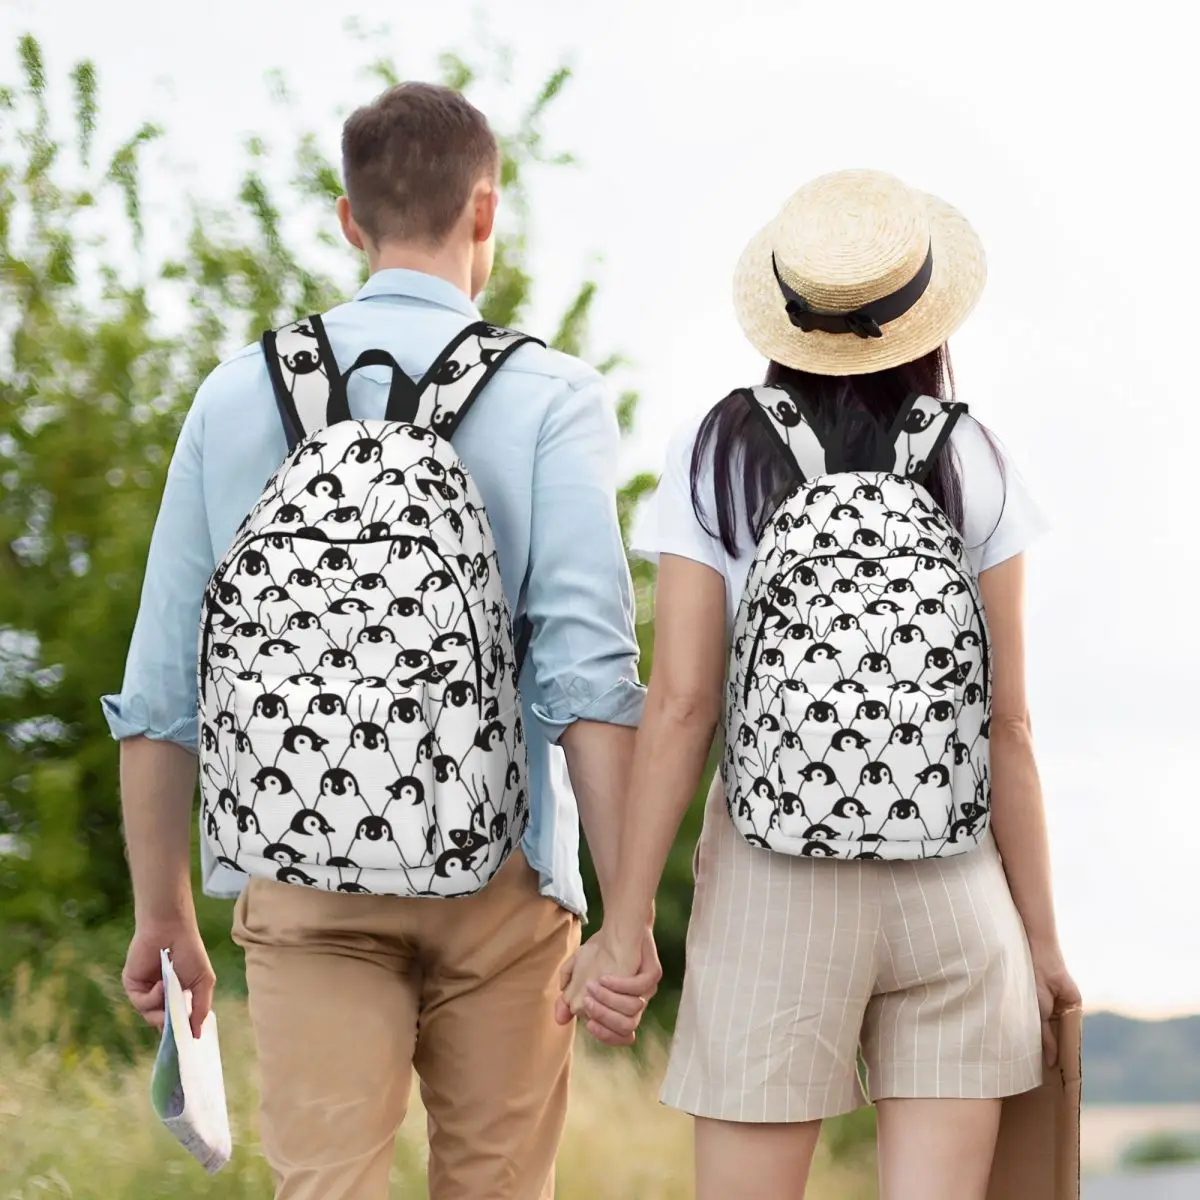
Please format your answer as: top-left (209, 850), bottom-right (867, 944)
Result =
top-left (801, 822), bottom-right (838, 842)
top-left (385, 594), bottom-right (433, 645)
top-left (305, 473), bottom-right (344, 503)
top-left (229, 619), bottom-right (269, 661)
top-left (392, 647), bottom-right (439, 690)
top-left (323, 596), bottom-right (371, 649)
top-left (417, 568), bottom-right (463, 632)
top-left (355, 624), bottom-right (398, 665)
top-left (318, 647), bottom-right (359, 677)
top-left (851, 696), bottom-right (890, 728)
top-left (795, 761), bottom-right (840, 811)
top-left (887, 622), bottom-right (930, 681)
top-left (431, 629), bottom-right (473, 683)
top-left (255, 584), bottom-right (295, 635)
top-left (850, 527), bottom-right (885, 551)
top-left (278, 725), bottom-right (332, 780)
top-left (911, 763), bottom-right (952, 817)
top-left (938, 578), bottom-right (973, 626)
top-left (800, 840), bottom-right (838, 858)
top-left (774, 789), bottom-right (808, 839)
top-left (233, 805), bottom-right (268, 858)
top-left (263, 840), bottom-right (307, 867)
top-left (342, 436), bottom-right (384, 467)
top-left (918, 646), bottom-right (959, 692)
top-left (339, 721), bottom-right (395, 785)
top-left (250, 638), bottom-right (303, 677)
top-left (318, 767), bottom-right (363, 806)
top-left (854, 651), bottom-right (895, 687)
top-left (307, 690), bottom-right (348, 722)
top-left (855, 761), bottom-right (902, 810)
top-left (434, 827), bottom-right (488, 884)
top-left (751, 646), bottom-right (789, 695)
top-left (287, 808), bottom-right (336, 862)
top-left (386, 775), bottom-right (426, 807)
top-left (251, 766), bottom-right (295, 801)
top-left (386, 695), bottom-right (429, 731)
top-left (284, 567), bottom-right (328, 615)
top-left (827, 727), bottom-right (873, 778)
top-left (859, 598), bottom-right (901, 654)
top-left (391, 503), bottom-right (432, 541)
top-left (874, 797), bottom-right (931, 843)
top-left (319, 504), bottom-right (362, 531)
top-left (820, 795), bottom-right (870, 842)
top-left (277, 865), bottom-right (318, 887)
top-left (316, 546), bottom-right (355, 591)
top-left (235, 548), bottom-right (270, 579)
top-left (432, 755), bottom-right (462, 785)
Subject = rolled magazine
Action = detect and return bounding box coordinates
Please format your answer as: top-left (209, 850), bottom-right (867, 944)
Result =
top-left (149, 948), bottom-right (232, 1174)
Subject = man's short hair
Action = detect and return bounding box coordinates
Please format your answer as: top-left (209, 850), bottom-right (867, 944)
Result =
top-left (341, 82), bottom-right (499, 246)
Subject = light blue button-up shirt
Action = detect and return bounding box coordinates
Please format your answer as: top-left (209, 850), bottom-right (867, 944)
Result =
top-left (102, 269), bottom-right (645, 917)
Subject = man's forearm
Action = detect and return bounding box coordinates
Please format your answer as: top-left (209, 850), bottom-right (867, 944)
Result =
top-left (120, 736), bottom-right (199, 927)
top-left (559, 719), bottom-right (637, 911)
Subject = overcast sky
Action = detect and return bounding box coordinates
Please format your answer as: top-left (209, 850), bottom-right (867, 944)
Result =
top-left (3, 0), bottom-right (1197, 1017)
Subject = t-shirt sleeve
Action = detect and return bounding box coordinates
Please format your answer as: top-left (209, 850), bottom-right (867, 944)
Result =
top-left (630, 419), bottom-right (723, 574)
top-left (955, 414), bottom-right (1050, 574)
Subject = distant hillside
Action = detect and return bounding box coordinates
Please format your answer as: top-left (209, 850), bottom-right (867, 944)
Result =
top-left (1085, 1012), bottom-right (1200, 1104)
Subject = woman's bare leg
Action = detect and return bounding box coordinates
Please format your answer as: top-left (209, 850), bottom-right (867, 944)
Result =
top-left (876, 1098), bottom-right (1001, 1200)
top-left (694, 1116), bottom-right (823, 1200)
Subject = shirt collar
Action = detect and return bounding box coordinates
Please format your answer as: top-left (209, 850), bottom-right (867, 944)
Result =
top-left (354, 268), bottom-right (481, 319)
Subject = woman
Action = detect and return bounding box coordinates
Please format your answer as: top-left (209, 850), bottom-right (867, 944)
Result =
top-left (562, 170), bottom-right (1080, 1200)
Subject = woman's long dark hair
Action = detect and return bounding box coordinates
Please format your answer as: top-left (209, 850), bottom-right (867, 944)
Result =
top-left (690, 345), bottom-right (998, 556)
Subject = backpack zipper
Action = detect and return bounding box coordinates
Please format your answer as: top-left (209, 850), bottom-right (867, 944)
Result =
top-left (199, 530), bottom-right (488, 713)
top-left (740, 550), bottom-right (989, 708)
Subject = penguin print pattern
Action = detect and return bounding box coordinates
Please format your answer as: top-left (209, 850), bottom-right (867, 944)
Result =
top-left (722, 385), bottom-right (992, 862)
top-left (198, 315), bottom-right (541, 897)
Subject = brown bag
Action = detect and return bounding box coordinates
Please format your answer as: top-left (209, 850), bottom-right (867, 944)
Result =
top-left (987, 1008), bottom-right (1083, 1200)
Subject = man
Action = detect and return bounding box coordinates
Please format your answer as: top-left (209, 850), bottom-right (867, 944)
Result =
top-left (104, 82), bottom-right (659, 1200)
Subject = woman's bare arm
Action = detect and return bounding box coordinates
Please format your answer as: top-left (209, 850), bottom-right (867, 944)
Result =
top-left (980, 552), bottom-right (1080, 1061)
top-left (569, 553), bottom-right (727, 986)
top-left (979, 554), bottom-right (1059, 947)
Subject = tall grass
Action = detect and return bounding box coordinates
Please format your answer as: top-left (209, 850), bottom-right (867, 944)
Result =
top-left (0, 965), bottom-right (877, 1198)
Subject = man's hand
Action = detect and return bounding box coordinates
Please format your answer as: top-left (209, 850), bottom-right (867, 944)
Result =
top-left (555, 926), bottom-right (661, 1047)
top-left (123, 920), bottom-right (215, 1040)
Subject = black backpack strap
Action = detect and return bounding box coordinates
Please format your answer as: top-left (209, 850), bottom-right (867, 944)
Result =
top-left (887, 394), bottom-right (967, 484)
top-left (742, 383), bottom-right (831, 485)
top-left (413, 322), bottom-right (544, 440)
top-left (262, 314), bottom-right (347, 452)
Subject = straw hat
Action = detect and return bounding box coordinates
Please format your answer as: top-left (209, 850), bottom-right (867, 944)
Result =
top-left (733, 169), bottom-right (986, 376)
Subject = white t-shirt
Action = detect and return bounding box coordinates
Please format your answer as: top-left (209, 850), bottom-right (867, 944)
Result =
top-left (632, 409), bottom-right (1048, 631)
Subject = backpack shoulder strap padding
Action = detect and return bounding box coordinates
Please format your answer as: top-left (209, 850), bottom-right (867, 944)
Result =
top-left (262, 317), bottom-right (544, 451)
top-left (412, 322), bottom-right (544, 441)
top-left (888, 394), bottom-right (967, 484)
top-left (262, 314), bottom-right (344, 453)
top-left (743, 383), bottom-right (831, 485)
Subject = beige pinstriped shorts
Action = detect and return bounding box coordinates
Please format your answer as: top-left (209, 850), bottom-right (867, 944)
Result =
top-left (661, 778), bottom-right (1043, 1123)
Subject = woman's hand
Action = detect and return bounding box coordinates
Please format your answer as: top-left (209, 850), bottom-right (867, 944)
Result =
top-left (1030, 942), bottom-right (1081, 1066)
top-left (556, 926), bottom-right (657, 1046)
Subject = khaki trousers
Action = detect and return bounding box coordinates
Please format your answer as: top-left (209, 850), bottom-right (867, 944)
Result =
top-left (232, 851), bottom-right (581, 1200)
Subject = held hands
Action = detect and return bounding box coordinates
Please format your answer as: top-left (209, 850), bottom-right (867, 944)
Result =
top-left (555, 926), bottom-right (661, 1047)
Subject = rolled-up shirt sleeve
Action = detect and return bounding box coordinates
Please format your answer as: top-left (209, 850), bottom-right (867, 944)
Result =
top-left (100, 395), bottom-right (215, 752)
top-left (524, 373), bottom-right (645, 741)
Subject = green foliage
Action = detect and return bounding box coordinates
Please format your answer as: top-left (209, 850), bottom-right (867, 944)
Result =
top-left (0, 31), bottom-right (678, 1047)
top-left (1121, 1131), bottom-right (1200, 1169)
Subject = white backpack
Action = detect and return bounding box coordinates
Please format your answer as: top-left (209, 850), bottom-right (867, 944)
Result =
top-left (722, 385), bottom-right (991, 861)
top-left (197, 315), bottom-right (540, 897)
